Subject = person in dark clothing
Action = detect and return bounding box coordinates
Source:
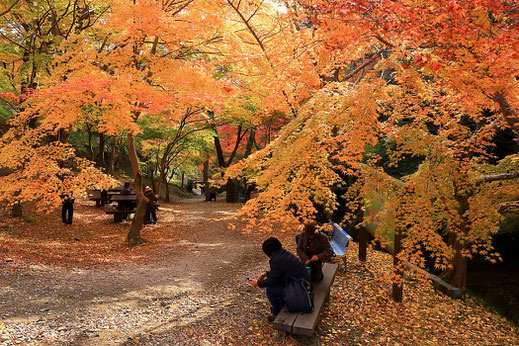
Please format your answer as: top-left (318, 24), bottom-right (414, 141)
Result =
top-left (120, 182), bottom-right (134, 214)
top-left (250, 237), bottom-right (310, 322)
top-left (120, 182), bottom-right (132, 196)
top-left (208, 185), bottom-right (217, 202)
top-left (144, 186), bottom-right (158, 224)
top-left (58, 169), bottom-right (74, 225)
top-left (297, 221), bottom-right (334, 266)
top-left (61, 195), bottom-right (74, 224)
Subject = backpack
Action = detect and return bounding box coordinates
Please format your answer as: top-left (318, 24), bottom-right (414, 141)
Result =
top-left (284, 277), bottom-right (314, 313)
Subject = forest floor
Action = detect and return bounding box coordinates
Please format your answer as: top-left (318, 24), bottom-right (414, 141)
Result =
top-left (0, 196), bottom-right (518, 345)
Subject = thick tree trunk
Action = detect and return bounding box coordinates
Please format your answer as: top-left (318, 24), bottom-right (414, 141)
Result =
top-left (452, 239), bottom-right (467, 292)
top-left (10, 201), bottom-right (22, 217)
top-left (443, 180), bottom-right (470, 293)
top-left (181, 172), bottom-right (185, 188)
top-left (225, 179), bottom-right (240, 203)
top-left (126, 132), bottom-right (146, 245)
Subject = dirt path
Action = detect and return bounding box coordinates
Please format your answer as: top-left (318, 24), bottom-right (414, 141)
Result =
top-left (0, 197), bottom-right (270, 345)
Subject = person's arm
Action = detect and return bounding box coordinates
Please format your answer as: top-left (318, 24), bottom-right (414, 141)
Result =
top-left (257, 262), bottom-right (283, 288)
top-left (250, 271), bottom-right (267, 286)
top-left (296, 234), bottom-right (310, 264)
top-left (315, 234), bottom-right (334, 263)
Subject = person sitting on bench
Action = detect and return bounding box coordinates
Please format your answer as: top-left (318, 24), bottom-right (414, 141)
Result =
top-left (296, 221), bottom-right (334, 281)
top-left (249, 237), bottom-right (310, 322)
top-left (120, 182), bottom-right (132, 196)
top-left (120, 182), bottom-right (135, 213)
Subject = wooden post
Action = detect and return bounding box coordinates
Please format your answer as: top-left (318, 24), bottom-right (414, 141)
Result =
top-left (359, 226), bottom-right (367, 262)
top-left (392, 231), bottom-right (403, 302)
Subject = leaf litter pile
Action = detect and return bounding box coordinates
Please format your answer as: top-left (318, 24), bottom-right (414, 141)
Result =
top-left (1, 197), bottom-right (518, 345)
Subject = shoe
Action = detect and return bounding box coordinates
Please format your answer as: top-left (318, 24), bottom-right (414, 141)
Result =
top-left (267, 314), bottom-right (277, 323)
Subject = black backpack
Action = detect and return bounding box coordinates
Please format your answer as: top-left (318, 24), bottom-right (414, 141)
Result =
top-left (284, 277), bottom-right (314, 313)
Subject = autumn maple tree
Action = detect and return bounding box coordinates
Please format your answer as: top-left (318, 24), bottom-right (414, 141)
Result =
top-left (1, 0), bottom-right (518, 297)
top-left (226, 0), bottom-right (519, 293)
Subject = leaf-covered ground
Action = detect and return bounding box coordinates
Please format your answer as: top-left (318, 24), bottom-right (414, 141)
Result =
top-left (0, 196), bottom-right (518, 345)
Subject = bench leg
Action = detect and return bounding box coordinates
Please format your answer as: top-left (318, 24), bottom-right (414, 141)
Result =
top-left (96, 200), bottom-right (101, 207)
top-left (114, 213), bottom-right (122, 223)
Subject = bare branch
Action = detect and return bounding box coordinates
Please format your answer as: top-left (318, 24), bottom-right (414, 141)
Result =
top-left (0, 0), bottom-right (22, 18)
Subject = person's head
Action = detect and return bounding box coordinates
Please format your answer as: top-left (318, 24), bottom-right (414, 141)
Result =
top-left (262, 237), bottom-right (282, 258)
top-left (124, 182), bottom-right (130, 188)
top-left (304, 221), bottom-right (318, 239)
top-left (144, 186), bottom-right (152, 193)
top-left (62, 168), bottom-right (71, 175)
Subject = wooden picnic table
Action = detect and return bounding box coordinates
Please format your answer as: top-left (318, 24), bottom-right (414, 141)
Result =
top-left (106, 195), bottom-right (137, 222)
top-left (88, 189), bottom-right (110, 207)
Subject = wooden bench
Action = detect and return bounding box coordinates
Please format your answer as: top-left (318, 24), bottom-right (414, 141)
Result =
top-left (273, 262), bottom-right (338, 336)
top-left (329, 223), bottom-right (352, 270)
top-left (90, 197), bottom-right (111, 207)
top-left (106, 210), bottom-right (135, 223)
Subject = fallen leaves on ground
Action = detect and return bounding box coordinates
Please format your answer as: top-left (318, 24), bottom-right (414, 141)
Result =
top-left (0, 197), bottom-right (518, 345)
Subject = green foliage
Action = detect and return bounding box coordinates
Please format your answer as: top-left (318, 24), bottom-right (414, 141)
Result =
top-left (499, 215), bottom-right (519, 235)
top-left (364, 138), bottom-right (424, 179)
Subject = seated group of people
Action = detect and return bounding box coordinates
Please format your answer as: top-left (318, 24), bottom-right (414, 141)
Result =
top-left (120, 182), bottom-right (159, 224)
top-left (250, 221), bottom-right (334, 322)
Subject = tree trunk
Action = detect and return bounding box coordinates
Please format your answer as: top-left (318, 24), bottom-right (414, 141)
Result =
top-left (443, 179), bottom-right (470, 293)
top-left (392, 230), bottom-right (403, 302)
top-left (225, 179), bottom-right (239, 203)
top-left (452, 239), bottom-right (467, 292)
top-left (494, 92), bottom-right (519, 134)
top-left (108, 136), bottom-right (122, 176)
top-left (149, 166), bottom-right (156, 194)
top-left (126, 132), bottom-right (146, 245)
top-left (98, 132), bottom-right (106, 169)
top-left (86, 124), bottom-right (94, 161)
top-left (203, 159), bottom-right (210, 201)
top-left (165, 178), bottom-right (170, 202)
top-left (10, 201), bottom-right (22, 217)
top-left (244, 129), bottom-right (255, 158)
top-left (181, 172), bottom-right (185, 188)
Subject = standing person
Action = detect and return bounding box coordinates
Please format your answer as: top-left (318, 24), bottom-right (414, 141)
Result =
top-left (296, 221), bottom-right (334, 281)
top-left (144, 186), bottom-right (158, 224)
top-left (250, 237), bottom-right (311, 322)
top-left (61, 194), bottom-right (74, 225)
top-left (58, 169), bottom-right (74, 225)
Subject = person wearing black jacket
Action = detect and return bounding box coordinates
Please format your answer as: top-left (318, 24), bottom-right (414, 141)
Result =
top-left (58, 168), bottom-right (74, 225)
top-left (250, 237), bottom-right (310, 322)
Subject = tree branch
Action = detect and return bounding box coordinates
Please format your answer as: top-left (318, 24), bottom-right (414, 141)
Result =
top-left (475, 172), bottom-right (519, 184)
top-left (0, 0), bottom-right (22, 18)
top-left (498, 201), bottom-right (519, 214)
